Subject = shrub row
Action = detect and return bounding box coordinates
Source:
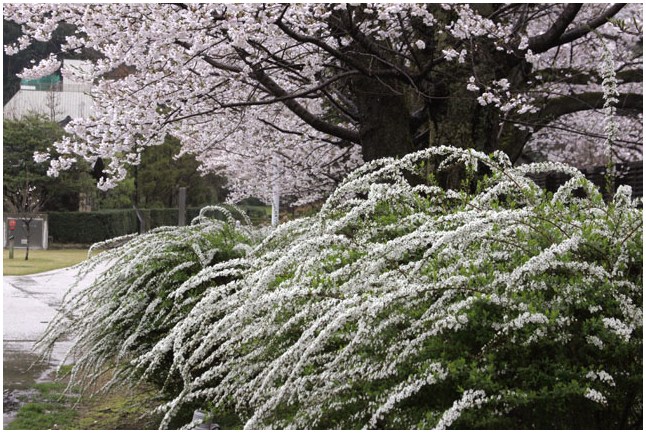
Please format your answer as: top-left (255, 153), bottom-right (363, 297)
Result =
top-left (40, 148), bottom-right (642, 429)
top-left (48, 206), bottom-right (270, 244)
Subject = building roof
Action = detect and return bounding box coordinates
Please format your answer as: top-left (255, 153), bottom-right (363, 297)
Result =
top-left (4, 58), bottom-right (95, 122)
top-left (3, 88), bottom-right (94, 122)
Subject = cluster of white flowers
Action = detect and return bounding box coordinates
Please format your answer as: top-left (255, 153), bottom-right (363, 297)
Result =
top-left (434, 389), bottom-right (488, 429)
top-left (446, 4), bottom-right (512, 41)
top-left (16, 53), bottom-right (61, 80)
top-left (584, 388), bottom-right (608, 406)
top-left (585, 370), bottom-right (616, 387)
top-left (37, 146), bottom-right (642, 429)
top-left (598, 38), bottom-right (620, 165)
top-left (442, 48), bottom-right (467, 63)
top-left (469, 76), bottom-right (537, 115)
top-left (601, 317), bottom-right (634, 342)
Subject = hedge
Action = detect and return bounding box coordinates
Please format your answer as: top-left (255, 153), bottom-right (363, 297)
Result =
top-left (48, 206), bottom-right (270, 244)
top-left (48, 209), bottom-right (138, 244)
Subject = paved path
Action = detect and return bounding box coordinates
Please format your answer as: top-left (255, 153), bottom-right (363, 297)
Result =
top-left (3, 264), bottom-right (105, 426)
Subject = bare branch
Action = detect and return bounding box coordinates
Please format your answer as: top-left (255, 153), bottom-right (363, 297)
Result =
top-left (216, 70), bottom-right (360, 109)
top-left (246, 58), bottom-right (360, 144)
top-left (532, 67), bottom-right (643, 85)
top-left (528, 4), bottom-right (582, 53)
top-left (174, 40), bottom-right (242, 73)
top-left (558, 4), bottom-right (626, 46)
top-left (274, 6), bottom-right (373, 77)
top-left (539, 91), bottom-right (642, 122)
top-left (529, 4), bottom-right (626, 53)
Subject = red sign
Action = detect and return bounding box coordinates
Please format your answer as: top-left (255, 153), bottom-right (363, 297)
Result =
top-left (8, 219), bottom-right (16, 231)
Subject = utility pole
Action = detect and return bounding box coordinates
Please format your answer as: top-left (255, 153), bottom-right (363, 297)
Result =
top-left (178, 187), bottom-right (187, 226)
top-left (271, 156), bottom-right (280, 227)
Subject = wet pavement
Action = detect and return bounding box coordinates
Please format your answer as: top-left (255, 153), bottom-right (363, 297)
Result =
top-left (3, 265), bottom-right (103, 427)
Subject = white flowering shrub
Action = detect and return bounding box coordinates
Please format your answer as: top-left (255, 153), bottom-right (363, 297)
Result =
top-left (40, 147), bottom-right (642, 429)
top-left (37, 206), bottom-right (261, 396)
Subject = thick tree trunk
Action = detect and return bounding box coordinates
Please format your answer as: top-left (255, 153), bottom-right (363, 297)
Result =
top-left (431, 97), bottom-right (496, 152)
top-left (351, 76), bottom-right (415, 161)
top-left (349, 46), bottom-right (533, 168)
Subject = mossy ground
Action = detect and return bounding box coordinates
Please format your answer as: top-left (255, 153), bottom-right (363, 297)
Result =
top-left (74, 387), bottom-right (165, 430)
top-left (6, 371), bottom-right (164, 430)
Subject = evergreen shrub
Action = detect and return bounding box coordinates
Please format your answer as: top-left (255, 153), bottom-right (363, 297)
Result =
top-left (40, 147), bottom-right (642, 429)
top-left (47, 206), bottom-right (267, 244)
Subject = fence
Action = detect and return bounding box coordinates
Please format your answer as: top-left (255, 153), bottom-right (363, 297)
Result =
top-left (3, 214), bottom-right (49, 249)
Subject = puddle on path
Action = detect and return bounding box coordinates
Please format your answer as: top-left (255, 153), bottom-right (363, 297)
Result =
top-left (4, 266), bottom-right (104, 428)
top-left (3, 348), bottom-right (46, 427)
top-left (3, 341), bottom-right (74, 428)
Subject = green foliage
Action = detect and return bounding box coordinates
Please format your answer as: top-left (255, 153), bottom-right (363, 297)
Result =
top-left (3, 115), bottom-right (95, 212)
top-left (6, 376), bottom-right (163, 430)
top-left (95, 177), bottom-right (136, 210)
top-left (48, 209), bottom-right (139, 244)
top-left (6, 402), bottom-right (77, 430)
top-left (2, 116), bottom-right (226, 213)
top-left (48, 206), bottom-right (270, 244)
top-left (92, 135), bottom-right (229, 210)
top-left (6, 382), bottom-right (76, 430)
top-left (136, 135), bottom-right (227, 208)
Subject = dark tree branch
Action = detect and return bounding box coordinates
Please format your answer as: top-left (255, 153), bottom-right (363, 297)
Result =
top-left (320, 89), bottom-right (360, 122)
top-left (504, 118), bottom-right (643, 147)
top-left (175, 16), bottom-right (361, 144)
top-left (215, 70), bottom-right (360, 109)
top-left (558, 3), bottom-right (626, 46)
top-left (246, 58), bottom-right (360, 143)
top-left (247, 39), bottom-right (308, 78)
top-left (529, 3), bottom-right (626, 53)
top-left (532, 67), bottom-right (643, 85)
top-left (528, 4), bottom-right (582, 53)
top-left (174, 40), bottom-right (242, 73)
top-left (260, 118), bottom-right (351, 150)
top-left (409, 107), bottom-right (428, 133)
top-left (274, 6), bottom-right (374, 77)
top-left (531, 91), bottom-right (642, 132)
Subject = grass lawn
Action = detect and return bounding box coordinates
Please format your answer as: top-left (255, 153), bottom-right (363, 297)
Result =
top-left (3, 248), bottom-right (91, 276)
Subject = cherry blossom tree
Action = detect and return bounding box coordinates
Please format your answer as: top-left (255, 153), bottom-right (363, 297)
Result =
top-left (4, 3), bottom-right (642, 204)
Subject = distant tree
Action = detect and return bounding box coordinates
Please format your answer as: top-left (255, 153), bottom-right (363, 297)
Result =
top-left (137, 135), bottom-right (228, 208)
top-left (3, 115), bottom-right (94, 212)
top-left (4, 180), bottom-right (42, 260)
top-left (93, 177), bottom-right (135, 210)
top-left (86, 136), bottom-right (228, 210)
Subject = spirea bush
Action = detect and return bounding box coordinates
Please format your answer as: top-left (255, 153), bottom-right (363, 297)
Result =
top-left (38, 206), bottom-right (261, 394)
top-left (41, 147), bottom-right (642, 429)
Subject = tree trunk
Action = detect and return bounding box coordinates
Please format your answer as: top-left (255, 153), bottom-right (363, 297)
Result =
top-left (24, 221), bottom-right (30, 261)
top-left (347, 41), bottom-right (534, 170)
top-left (351, 76), bottom-right (415, 161)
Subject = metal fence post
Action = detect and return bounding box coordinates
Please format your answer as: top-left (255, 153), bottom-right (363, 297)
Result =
top-left (178, 187), bottom-right (187, 226)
